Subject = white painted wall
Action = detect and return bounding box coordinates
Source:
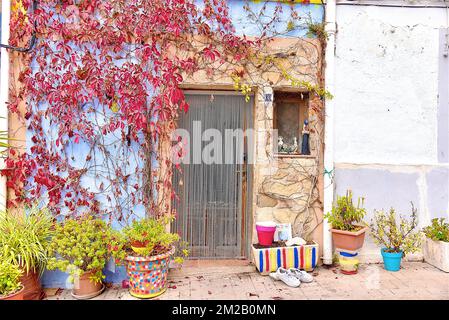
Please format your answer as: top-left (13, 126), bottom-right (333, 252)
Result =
top-left (334, 5), bottom-right (448, 165)
top-left (333, 4), bottom-right (449, 263)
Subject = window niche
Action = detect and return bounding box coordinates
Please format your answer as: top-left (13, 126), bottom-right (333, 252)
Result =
top-left (273, 91), bottom-right (309, 156)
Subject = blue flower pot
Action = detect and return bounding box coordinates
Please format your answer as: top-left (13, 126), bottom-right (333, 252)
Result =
top-left (381, 248), bottom-right (403, 272)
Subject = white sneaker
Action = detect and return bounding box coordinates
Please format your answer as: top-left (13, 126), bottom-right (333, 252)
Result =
top-left (269, 268), bottom-right (301, 287)
top-left (289, 268), bottom-right (314, 283)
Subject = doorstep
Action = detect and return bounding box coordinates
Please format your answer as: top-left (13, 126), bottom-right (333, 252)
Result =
top-left (170, 259), bottom-right (255, 277)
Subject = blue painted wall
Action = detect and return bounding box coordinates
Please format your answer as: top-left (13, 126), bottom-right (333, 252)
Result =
top-left (27, 1), bottom-right (323, 287)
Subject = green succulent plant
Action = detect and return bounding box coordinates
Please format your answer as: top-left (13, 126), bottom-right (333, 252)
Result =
top-left (325, 190), bottom-right (367, 232)
top-left (110, 216), bottom-right (189, 264)
top-left (423, 218), bottom-right (449, 242)
top-left (47, 215), bottom-right (112, 284)
top-left (0, 205), bottom-right (55, 275)
top-left (0, 260), bottom-right (23, 297)
top-left (370, 203), bottom-right (422, 255)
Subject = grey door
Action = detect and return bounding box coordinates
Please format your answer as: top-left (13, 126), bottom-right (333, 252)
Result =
top-left (172, 92), bottom-right (254, 259)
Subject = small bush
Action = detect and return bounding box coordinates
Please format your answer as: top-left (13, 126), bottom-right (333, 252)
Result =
top-left (0, 261), bottom-right (22, 297)
top-left (325, 190), bottom-right (367, 232)
top-left (370, 203), bottom-right (421, 255)
top-left (47, 216), bottom-right (112, 283)
top-left (423, 218), bottom-right (449, 242)
top-left (0, 205), bottom-right (54, 275)
top-left (110, 216), bottom-right (189, 264)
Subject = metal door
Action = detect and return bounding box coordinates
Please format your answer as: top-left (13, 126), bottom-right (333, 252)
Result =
top-left (172, 92), bottom-right (253, 259)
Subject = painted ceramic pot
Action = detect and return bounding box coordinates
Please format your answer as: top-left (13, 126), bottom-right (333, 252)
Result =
top-left (381, 248), bottom-right (403, 272)
top-left (125, 246), bottom-right (175, 299)
top-left (131, 240), bottom-right (150, 255)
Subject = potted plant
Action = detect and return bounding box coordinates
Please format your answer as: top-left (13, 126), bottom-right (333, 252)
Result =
top-left (111, 216), bottom-right (188, 299)
top-left (47, 215), bottom-right (112, 299)
top-left (0, 261), bottom-right (24, 300)
top-left (422, 218), bottom-right (449, 272)
top-left (370, 203), bottom-right (421, 271)
top-left (0, 205), bottom-right (54, 300)
top-left (324, 190), bottom-right (368, 251)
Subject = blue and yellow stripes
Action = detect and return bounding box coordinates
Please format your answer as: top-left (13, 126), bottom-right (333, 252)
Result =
top-left (253, 244), bottom-right (318, 273)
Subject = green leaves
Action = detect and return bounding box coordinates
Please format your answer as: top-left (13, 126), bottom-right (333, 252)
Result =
top-left (47, 215), bottom-right (112, 283)
top-left (111, 216), bottom-right (189, 263)
top-left (0, 260), bottom-right (23, 297)
top-left (370, 203), bottom-right (422, 255)
top-left (325, 190), bottom-right (367, 232)
top-left (423, 218), bottom-right (449, 242)
top-left (0, 205), bottom-right (54, 275)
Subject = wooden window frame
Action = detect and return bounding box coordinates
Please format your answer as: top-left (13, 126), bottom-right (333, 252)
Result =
top-left (273, 92), bottom-right (310, 157)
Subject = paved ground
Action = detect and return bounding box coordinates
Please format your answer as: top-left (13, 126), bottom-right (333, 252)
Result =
top-left (45, 262), bottom-right (449, 300)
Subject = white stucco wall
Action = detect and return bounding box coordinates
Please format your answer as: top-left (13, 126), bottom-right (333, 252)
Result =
top-left (333, 4), bottom-right (449, 263)
top-left (335, 6), bottom-right (447, 165)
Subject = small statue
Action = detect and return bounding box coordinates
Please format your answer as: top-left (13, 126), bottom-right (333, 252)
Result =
top-left (301, 119), bottom-right (310, 155)
top-left (278, 136), bottom-right (285, 153)
top-left (291, 137), bottom-right (298, 153)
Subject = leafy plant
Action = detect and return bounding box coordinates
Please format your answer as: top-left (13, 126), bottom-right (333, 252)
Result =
top-left (325, 190), bottom-right (367, 232)
top-left (0, 260), bottom-right (23, 297)
top-left (0, 116), bottom-right (13, 158)
top-left (423, 218), bottom-right (449, 242)
top-left (306, 21), bottom-right (328, 41)
top-left (370, 203), bottom-right (422, 255)
top-left (111, 216), bottom-right (189, 264)
top-left (47, 216), bottom-right (112, 284)
top-left (0, 205), bottom-right (54, 275)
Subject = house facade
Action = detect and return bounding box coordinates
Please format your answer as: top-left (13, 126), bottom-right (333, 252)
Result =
top-left (0, 0), bottom-right (448, 287)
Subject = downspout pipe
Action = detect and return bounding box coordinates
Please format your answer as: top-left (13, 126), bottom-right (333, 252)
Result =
top-left (322, 0), bottom-right (337, 265)
top-left (0, 0), bottom-right (11, 210)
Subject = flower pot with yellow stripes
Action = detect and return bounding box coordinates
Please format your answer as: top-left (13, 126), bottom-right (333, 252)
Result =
top-left (125, 246), bottom-right (175, 299)
top-left (252, 242), bottom-right (319, 274)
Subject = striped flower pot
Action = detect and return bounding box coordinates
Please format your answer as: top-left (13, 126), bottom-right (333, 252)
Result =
top-left (252, 242), bottom-right (319, 274)
top-left (125, 247), bottom-right (175, 299)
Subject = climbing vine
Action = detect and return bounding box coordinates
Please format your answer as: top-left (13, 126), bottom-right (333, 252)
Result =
top-left (4, 0), bottom-right (329, 229)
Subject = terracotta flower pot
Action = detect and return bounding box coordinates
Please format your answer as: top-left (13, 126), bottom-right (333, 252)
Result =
top-left (330, 226), bottom-right (368, 251)
top-left (20, 269), bottom-right (45, 300)
top-left (125, 247), bottom-right (174, 299)
top-left (71, 271), bottom-right (104, 300)
top-left (0, 286), bottom-right (25, 300)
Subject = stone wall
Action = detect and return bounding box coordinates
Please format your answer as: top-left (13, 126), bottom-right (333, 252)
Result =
top-left (252, 87), bottom-right (324, 256)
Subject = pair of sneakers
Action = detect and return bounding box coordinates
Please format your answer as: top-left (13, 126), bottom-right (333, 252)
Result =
top-left (269, 267), bottom-right (314, 288)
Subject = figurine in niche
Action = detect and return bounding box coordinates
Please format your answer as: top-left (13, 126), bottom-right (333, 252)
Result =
top-left (278, 136), bottom-right (285, 153)
top-left (291, 137), bottom-right (298, 153)
top-left (301, 119), bottom-right (311, 155)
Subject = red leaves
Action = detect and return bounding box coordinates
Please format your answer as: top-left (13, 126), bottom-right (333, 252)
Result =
top-left (7, 0), bottom-right (257, 220)
top-left (202, 46), bottom-right (220, 62)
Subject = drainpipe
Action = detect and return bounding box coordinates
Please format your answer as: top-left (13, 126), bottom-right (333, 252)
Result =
top-left (0, 0), bottom-right (11, 210)
top-left (322, 0), bottom-right (337, 265)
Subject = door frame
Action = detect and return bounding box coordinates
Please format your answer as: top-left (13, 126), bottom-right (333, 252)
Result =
top-left (172, 88), bottom-right (256, 259)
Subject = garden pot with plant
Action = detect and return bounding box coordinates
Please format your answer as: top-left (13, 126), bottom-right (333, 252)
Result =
top-left (0, 206), bottom-right (54, 300)
top-left (47, 216), bottom-right (112, 299)
top-left (370, 203), bottom-right (421, 272)
top-left (325, 190), bottom-right (368, 251)
top-left (0, 261), bottom-right (25, 300)
top-left (422, 218), bottom-right (449, 272)
top-left (111, 216), bottom-right (188, 299)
